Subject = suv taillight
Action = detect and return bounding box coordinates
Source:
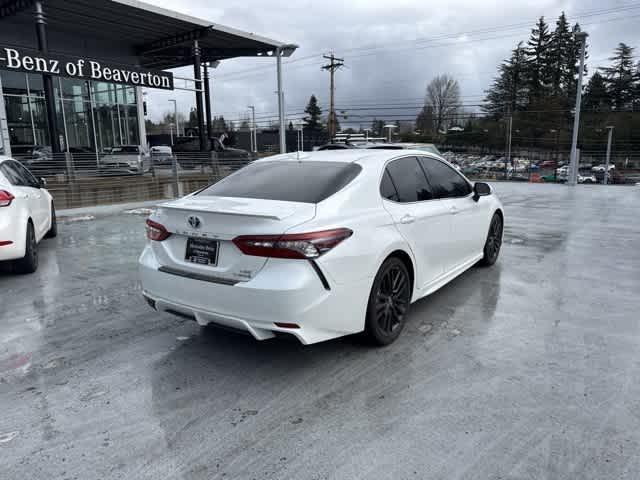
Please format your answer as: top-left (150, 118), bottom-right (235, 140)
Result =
top-left (233, 228), bottom-right (352, 259)
top-left (0, 190), bottom-right (14, 207)
top-left (146, 219), bottom-right (171, 241)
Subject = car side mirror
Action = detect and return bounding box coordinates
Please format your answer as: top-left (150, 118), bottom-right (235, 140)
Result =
top-left (39, 177), bottom-right (47, 188)
top-left (473, 182), bottom-right (491, 201)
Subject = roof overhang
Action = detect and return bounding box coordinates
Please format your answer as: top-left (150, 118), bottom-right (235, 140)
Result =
top-left (0, 0), bottom-right (297, 69)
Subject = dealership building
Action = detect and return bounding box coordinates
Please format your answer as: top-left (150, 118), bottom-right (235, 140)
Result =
top-left (0, 0), bottom-right (296, 158)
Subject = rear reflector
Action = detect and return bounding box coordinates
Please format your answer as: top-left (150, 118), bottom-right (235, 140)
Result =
top-left (0, 190), bottom-right (14, 207)
top-left (146, 219), bottom-right (171, 241)
top-left (233, 228), bottom-right (352, 259)
top-left (0, 241), bottom-right (13, 246)
top-left (274, 322), bottom-right (300, 329)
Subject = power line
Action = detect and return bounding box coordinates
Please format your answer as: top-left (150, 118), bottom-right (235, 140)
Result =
top-left (321, 54), bottom-right (345, 137)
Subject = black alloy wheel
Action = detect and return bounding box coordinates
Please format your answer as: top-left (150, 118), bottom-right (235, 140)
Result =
top-left (14, 221), bottom-right (38, 274)
top-left (365, 257), bottom-right (411, 345)
top-left (480, 213), bottom-right (503, 266)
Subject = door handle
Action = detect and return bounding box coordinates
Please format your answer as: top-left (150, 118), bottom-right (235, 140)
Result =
top-left (400, 214), bottom-right (415, 224)
top-left (450, 206), bottom-right (459, 215)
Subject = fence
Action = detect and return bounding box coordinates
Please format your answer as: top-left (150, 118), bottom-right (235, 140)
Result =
top-left (12, 151), bottom-right (254, 210)
top-left (439, 148), bottom-right (640, 185)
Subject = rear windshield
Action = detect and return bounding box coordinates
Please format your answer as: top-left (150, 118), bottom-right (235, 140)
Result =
top-left (198, 161), bottom-right (362, 203)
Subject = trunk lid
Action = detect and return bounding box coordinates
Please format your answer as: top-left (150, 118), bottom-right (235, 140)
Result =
top-left (152, 195), bottom-right (316, 283)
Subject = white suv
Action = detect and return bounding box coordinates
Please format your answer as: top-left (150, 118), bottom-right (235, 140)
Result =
top-left (0, 156), bottom-right (56, 273)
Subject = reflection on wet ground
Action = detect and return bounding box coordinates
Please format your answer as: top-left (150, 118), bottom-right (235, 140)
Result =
top-left (1, 183), bottom-right (639, 479)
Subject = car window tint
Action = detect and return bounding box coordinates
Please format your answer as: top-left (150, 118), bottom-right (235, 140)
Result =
top-left (380, 169), bottom-right (399, 201)
top-left (384, 157), bottom-right (434, 202)
top-left (419, 157), bottom-right (471, 198)
top-left (198, 161), bottom-right (362, 203)
top-left (1, 161), bottom-right (29, 186)
top-left (12, 161), bottom-right (40, 188)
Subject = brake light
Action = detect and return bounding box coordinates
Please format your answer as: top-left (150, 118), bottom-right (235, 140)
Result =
top-left (146, 219), bottom-right (171, 241)
top-left (233, 228), bottom-right (352, 259)
top-left (0, 190), bottom-right (14, 207)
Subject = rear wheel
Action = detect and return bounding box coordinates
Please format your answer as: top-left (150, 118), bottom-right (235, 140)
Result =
top-left (364, 257), bottom-right (411, 346)
top-left (45, 203), bottom-right (57, 238)
top-left (14, 221), bottom-right (38, 274)
top-left (479, 213), bottom-right (503, 266)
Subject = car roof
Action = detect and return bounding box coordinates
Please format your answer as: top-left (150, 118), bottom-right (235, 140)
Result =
top-left (254, 149), bottom-right (445, 167)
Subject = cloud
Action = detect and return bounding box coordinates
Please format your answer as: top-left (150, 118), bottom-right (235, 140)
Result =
top-left (142, 0), bottom-right (640, 128)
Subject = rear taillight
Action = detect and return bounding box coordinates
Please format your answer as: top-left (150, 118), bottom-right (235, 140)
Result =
top-left (0, 190), bottom-right (14, 207)
top-left (146, 219), bottom-right (171, 241)
top-left (233, 228), bottom-right (352, 259)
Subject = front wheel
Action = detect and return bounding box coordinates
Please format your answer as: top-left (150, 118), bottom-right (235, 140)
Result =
top-left (364, 257), bottom-right (412, 346)
top-left (479, 213), bottom-right (503, 266)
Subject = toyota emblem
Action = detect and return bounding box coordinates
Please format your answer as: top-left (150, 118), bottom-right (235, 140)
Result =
top-left (187, 215), bottom-right (202, 229)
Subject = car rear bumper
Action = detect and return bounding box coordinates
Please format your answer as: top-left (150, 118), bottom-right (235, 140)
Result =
top-left (139, 244), bottom-right (370, 345)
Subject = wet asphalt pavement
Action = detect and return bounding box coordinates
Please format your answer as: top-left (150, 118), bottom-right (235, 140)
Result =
top-left (1, 183), bottom-right (639, 480)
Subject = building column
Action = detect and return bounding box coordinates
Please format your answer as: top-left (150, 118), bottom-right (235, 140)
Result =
top-left (192, 40), bottom-right (206, 151)
top-left (203, 63), bottom-right (212, 140)
top-left (136, 87), bottom-right (147, 148)
top-left (0, 75), bottom-right (11, 156)
top-left (34, 1), bottom-right (60, 153)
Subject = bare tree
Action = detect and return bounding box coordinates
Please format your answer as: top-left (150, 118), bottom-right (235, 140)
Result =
top-left (425, 74), bottom-right (461, 133)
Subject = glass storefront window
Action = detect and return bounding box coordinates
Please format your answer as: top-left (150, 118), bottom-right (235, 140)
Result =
top-left (2, 71), bottom-right (140, 153)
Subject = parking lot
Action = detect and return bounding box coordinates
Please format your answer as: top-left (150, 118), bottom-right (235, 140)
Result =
top-left (1, 183), bottom-right (639, 479)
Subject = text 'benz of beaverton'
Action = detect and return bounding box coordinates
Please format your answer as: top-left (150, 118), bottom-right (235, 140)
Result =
top-left (139, 149), bottom-right (504, 346)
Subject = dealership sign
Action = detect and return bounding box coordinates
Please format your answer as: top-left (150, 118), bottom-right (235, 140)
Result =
top-left (0, 47), bottom-right (174, 90)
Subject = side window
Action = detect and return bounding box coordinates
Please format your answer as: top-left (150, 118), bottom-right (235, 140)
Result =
top-left (380, 169), bottom-right (399, 202)
top-left (1, 162), bottom-right (27, 186)
top-left (11, 161), bottom-right (40, 188)
top-left (384, 157), bottom-right (434, 202)
top-left (419, 157), bottom-right (472, 199)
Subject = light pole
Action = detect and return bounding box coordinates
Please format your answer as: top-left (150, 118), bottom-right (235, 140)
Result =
top-left (169, 122), bottom-right (174, 146)
top-left (604, 126), bottom-right (614, 185)
top-left (168, 99), bottom-right (179, 137)
top-left (247, 105), bottom-right (257, 153)
top-left (384, 124), bottom-right (396, 143)
top-left (568, 31), bottom-right (588, 186)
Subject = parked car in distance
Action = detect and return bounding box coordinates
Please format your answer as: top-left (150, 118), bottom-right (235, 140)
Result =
top-left (592, 164), bottom-right (615, 173)
top-left (100, 145), bottom-right (151, 174)
top-left (539, 160), bottom-right (559, 169)
top-left (0, 156), bottom-right (57, 273)
top-left (578, 174), bottom-right (597, 184)
top-left (173, 136), bottom-right (251, 170)
top-left (139, 149), bottom-right (504, 346)
top-left (150, 146), bottom-right (175, 167)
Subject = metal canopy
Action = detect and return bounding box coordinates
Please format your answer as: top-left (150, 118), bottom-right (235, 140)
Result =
top-left (0, 0), bottom-right (297, 69)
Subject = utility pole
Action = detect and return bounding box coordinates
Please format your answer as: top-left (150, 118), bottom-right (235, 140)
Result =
top-left (604, 126), bottom-right (614, 185)
top-left (568, 31), bottom-right (589, 186)
top-left (247, 105), bottom-right (257, 153)
top-left (322, 53), bottom-right (344, 139)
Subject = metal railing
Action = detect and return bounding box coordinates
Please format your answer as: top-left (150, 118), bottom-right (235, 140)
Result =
top-left (12, 151), bottom-right (254, 209)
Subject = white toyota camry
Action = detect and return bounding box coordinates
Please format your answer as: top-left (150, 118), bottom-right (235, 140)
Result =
top-left (0, 156), bottom-right (57, 274)
top-left (139, 150), bottom-right (503, 345)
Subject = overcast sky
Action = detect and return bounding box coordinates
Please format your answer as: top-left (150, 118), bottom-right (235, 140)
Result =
top-left (142, 0), bottom-right (640, 128)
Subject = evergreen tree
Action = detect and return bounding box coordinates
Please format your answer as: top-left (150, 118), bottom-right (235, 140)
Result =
top-left (601, 43), bottom-right (636, 110)
top-left (548, 12), bottom-right (572, 96)
top-left (525, 16), bottom-right (551, 100)
top-left (483, 43), bottom-right (528, 116)
top-left (303, 95), bottom-right (323, 130)
top-left (583, 72), bottom-right (610, 112)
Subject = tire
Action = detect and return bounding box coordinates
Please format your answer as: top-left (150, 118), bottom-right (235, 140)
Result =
top-left (364, 257), bottom-right (412, 346)
top-left (13, 221), bottom-right (38, 274)
top-left (479, 212), bottom-right (503, 267)
top-left (45, 203), bottom-right (57, 238)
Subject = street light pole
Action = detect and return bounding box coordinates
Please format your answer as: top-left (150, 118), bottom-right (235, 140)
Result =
top-left (568, 31), bottom-right (588, 186)
top-left (604, 126), bottom-right (614, 185)
top-left (276, 47), bottom-right (286, 154)
top-left (168, 99), bottom-right (179, 137)
top-left (247, 105), bottom-right (256, 153)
